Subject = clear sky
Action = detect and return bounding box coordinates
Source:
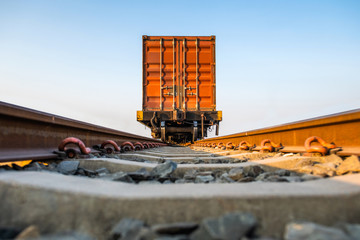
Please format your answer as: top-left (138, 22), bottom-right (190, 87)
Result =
top-left (1, 0), bottom-right (359, 138)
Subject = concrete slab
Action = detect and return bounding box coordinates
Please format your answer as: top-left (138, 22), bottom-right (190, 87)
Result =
top-left (191, 146), bottom-right (247, 156)
top-left (117, 151), bottom-right (274, 163)
top-left (0, 171), bottom-right (359, 239)
top-left (175, 156), bottom-right (304, 176)
top-left (134, 147), bottom-right (213, 157)
top-left (136, 152), bottom-right (213, 157)
top-left (77, 156), bottom-right (316, 177)
top-left (78, 158), bottom-right (155, 173)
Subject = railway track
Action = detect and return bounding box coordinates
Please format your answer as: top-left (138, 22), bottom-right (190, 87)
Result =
top-left (194, 108), bottom-right (360, 157)
top-left (0, 101), bottom-right (165, 163)
top-left (0, 102), bottom-right (360, 239)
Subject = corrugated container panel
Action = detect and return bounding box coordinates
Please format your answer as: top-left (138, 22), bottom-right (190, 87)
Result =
top-left (142, 36), bottom-right (216, 111)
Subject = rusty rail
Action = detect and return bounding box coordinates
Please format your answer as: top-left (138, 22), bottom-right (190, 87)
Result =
top-left (0, 101), bottom-right (162, 162)
top-left (194, 109), bottom-right (360, 156)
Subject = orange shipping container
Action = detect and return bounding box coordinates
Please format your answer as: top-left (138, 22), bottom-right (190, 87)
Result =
top-left (142, 36), bottom-right (216, 111)
top-left (137, 36), bottom-right (222, 143)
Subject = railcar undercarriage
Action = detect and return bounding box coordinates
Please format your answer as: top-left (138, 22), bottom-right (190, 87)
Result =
top-left (137, 110), bottom-right (222, 143)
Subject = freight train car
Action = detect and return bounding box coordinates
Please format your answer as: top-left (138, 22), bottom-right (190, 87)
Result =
top-left (137, 36), bottom-right (222, 143)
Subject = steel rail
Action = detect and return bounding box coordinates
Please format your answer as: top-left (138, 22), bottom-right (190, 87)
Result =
top-left (0, 101), bottom-right (160, 162)
top-left (194, 109), bottom-right (360, 156)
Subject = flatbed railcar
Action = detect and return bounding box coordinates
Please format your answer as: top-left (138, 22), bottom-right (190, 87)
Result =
top-left (137, 36), bottom-right (222, 143)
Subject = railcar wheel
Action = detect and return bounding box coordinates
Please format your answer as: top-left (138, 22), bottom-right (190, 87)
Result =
top-left (192, 121), bottom-right (198, 143)
top-left (160, 121), bottom-right (166, 142)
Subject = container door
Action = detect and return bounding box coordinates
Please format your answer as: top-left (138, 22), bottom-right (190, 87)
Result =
top-left (143, 36), bottom-right (215, 112)
top-left (178, 38), bottom-right (215, 111)
top-left (143, 38), bottom-right (178, 111)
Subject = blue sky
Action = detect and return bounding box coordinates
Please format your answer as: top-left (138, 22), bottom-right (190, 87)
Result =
top-left (0, 0), bottom-right (359, 138)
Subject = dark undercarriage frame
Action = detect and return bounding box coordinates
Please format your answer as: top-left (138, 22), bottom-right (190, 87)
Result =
top-left (138, 110), bottom-right (221, 143)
